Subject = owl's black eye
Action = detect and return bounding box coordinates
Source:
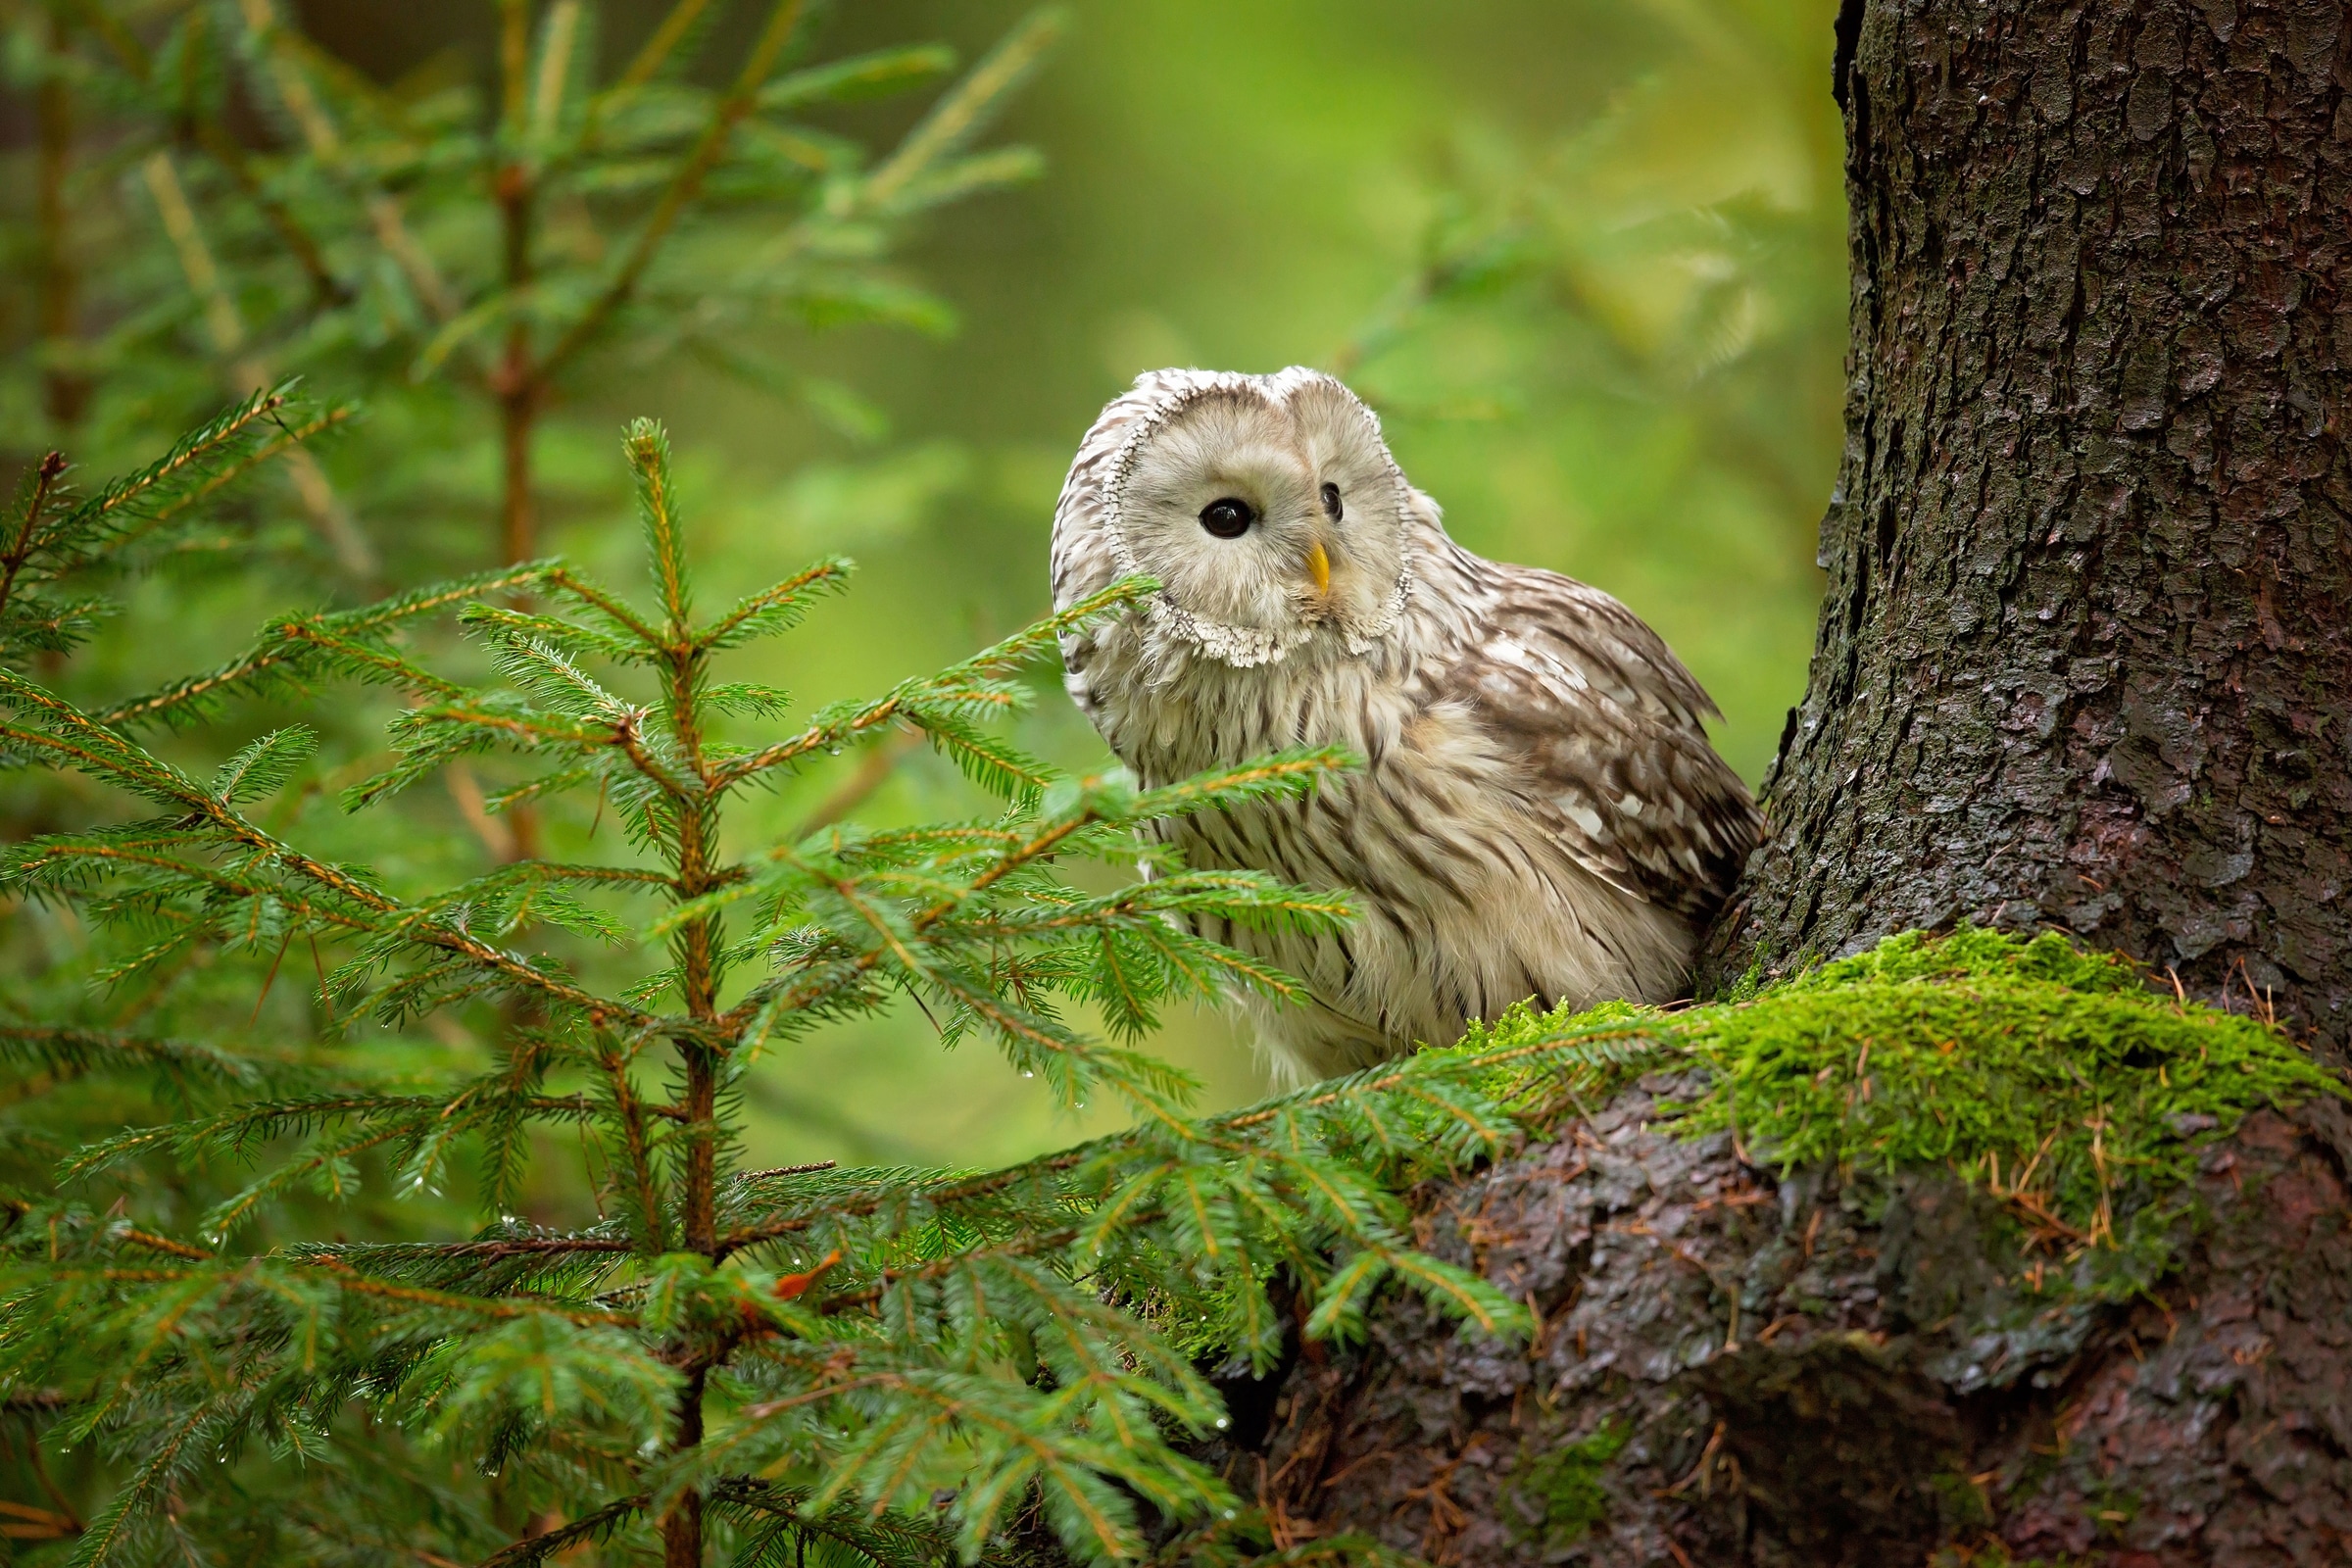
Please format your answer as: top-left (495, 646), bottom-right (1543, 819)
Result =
top-left (1320, 482), bottom-right (1343, 521)
top-left (1198, 497), bottom-right (1256, 539)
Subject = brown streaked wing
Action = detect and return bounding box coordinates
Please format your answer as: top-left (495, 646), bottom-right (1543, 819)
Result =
top-left (1443, 563), bottom-right (1761, 922)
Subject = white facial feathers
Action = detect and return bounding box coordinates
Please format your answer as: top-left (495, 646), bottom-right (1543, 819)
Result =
top-left (1077, 368), bottom-right (1413, 668)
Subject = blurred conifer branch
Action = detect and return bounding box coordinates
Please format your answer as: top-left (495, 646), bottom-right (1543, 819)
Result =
top-left (1331, 1), bottom-right (1844, 534)
top-left (4, 0), bottom-right (1062, 577)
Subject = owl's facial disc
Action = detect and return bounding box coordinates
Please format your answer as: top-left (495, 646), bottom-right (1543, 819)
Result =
top-left (1112, 376), bottom-right (1408, 660)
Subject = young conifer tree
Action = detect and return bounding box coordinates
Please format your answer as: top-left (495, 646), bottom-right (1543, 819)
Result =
top-left (0, 0), bottom-right (1090, 1305)
top-left (0, 400), bottom-right (1652, 1567)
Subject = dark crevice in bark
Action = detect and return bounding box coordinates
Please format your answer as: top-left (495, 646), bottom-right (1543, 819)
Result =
top-left (1833, 0), bottom-right (1869, 114)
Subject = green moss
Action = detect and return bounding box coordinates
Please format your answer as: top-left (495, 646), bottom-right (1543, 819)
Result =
top-left (1508, 1420), bottom-right (1630, 1547)
top-left (1929, 1464), bottom-right (1995, 1529)
top-left (1929, 1549), bottom-right (2095, 1568)
top-left (1456, 928), bottom-right (2346, 1294)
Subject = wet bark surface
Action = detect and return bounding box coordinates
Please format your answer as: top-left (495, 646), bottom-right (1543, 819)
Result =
top-left (1703, 0), bottom-right (2352, 1058)
top-left (1201, 1074), bottom-right (2352, 1565)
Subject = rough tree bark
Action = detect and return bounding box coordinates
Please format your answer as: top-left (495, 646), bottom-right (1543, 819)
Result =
top-left (1704, 0), bottom-right (2352, 1059)
top-left (1159, 5), bottom-right (2352, 1564)
top-left (1207, 1080), bottom-right (2351, 1566)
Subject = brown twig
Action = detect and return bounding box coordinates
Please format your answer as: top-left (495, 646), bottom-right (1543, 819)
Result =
top-left (614, 0), bottom-right (713, 92)
top-left (791, 725), bottom-right (923, 838)
top-left (443, 761), bottom-right (520, 862)
top-left (35, 10), bottom-right (90, 427)
top-left (0, 454), bottom-right (69, 623)
top-left (734, 1161), bottom-right (837, 1182)
top-left (139, 150), bottom-right (377, 581)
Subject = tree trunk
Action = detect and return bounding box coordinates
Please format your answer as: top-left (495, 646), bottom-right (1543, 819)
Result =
top-left (1204, 1079), bottom-right (2352, 1567)
top-left (1142, 6), bottom-right (2352, 1565)
top-left (1703, 0), bottom-right (2352, 1060)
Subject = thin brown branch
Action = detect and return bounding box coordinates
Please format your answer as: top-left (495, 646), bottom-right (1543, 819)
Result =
top-left (119, 1228), bottom-right (214, 1261)
top-left (791, 727), bottom-right (923, 838)
top-left (4, 697), bottom-right (649, 1024)
top-left (710, 802), bottom-right (1113, 1038)
top-left (691, 559), bottom-right (850, 651)
top-left (96, 564), bottom-right (551, 727)
top-left (232, 0), bottom-right (457, 322)
top-left (0, 454), bottom-right (68, 624)
top-left (270, 621), bottom-right (459, 693)
top-left (365, 195), bottom-right (461, 322)
top-left (139, 152), bottom-right (378, 580)
top-left (443, 762), bottom-right (520, 861)
top-left (85, 393), bottom-right (291, 528)
top-left (598, 1041), bottom-right (668, 1253)
top-left (192, 120), bottom-right (346, 307)
top-left (616, 0), bottom-right (713, 91)
top-left (141, 150), bottom-right (246, 357)
top-left (1, 843), bottom-right (371, 936)
top-left (543, 566), bottom-right (665, 646)
top-left (733, 1161), bottom-right (836, 1182)
top-left (301, 1256), bottom-right (633, 1327)
top-left (358, 1235), bottom-right (636, 1259)
top-left (647, 501), bottom-right (736, 1568)
top-left (710, 697), bottom-right (903, 791)
top-left (858, 10), bottom-right (1061, 211)
top-left (612, 710), bottom-right (700, 800)
top-left (35, 11), bottom-right (89, 427)
top-left (130, 410), bottom-right (356, 543)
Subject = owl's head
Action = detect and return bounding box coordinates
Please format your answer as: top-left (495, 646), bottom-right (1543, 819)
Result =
top-left (1075, 368), bottom-right (1414, 667)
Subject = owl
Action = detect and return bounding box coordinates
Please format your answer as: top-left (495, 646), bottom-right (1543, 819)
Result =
top-left (1050, 368), bottom-right (1761, 1086)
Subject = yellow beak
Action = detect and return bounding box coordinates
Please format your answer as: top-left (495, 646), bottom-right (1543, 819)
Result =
top-left (1305, 537), bottom-right (1332, 597)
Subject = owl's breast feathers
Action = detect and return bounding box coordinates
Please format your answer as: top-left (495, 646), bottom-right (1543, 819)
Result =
top-left (1429, 557), bottom-right (1762, 924)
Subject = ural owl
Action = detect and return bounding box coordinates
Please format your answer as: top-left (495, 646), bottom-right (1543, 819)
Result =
top-left (1050, 368), bottom-right (1760, 1085)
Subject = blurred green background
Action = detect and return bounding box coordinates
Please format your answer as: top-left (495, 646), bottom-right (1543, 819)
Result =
top-left (4, 0), bottom-right (1845, 1177)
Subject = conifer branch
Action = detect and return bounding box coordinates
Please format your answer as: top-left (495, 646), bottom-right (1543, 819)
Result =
top-left (479, 1494), bottom-right (648, 1567)
top-left (0, 409), bottom-right (1617, 1568)
top-left (0, 1025), bottom-right (269, 1085)
top-left (692, 558), bottom-right (849, 652)
top-left (100, 564), bottom-right (556, 727)
top-left (230, 0), bottom-right (460, 323)
top-left (190, 118), bottom-right (348, 307)
top-left (616, 0), bottom-right (713, 90)
top-left (128, 407), bottom-right (356, 545)
top-left (0, 6), bottom-right (1208, 1556)
top-left (67, 387), bottom-right (293, 532)
top-left (860, 9), bottom-right (1065, 212)
top-left (542, 567), bottom-right (667, 647)
top-left (0, 452), bottom-right (68, 623)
